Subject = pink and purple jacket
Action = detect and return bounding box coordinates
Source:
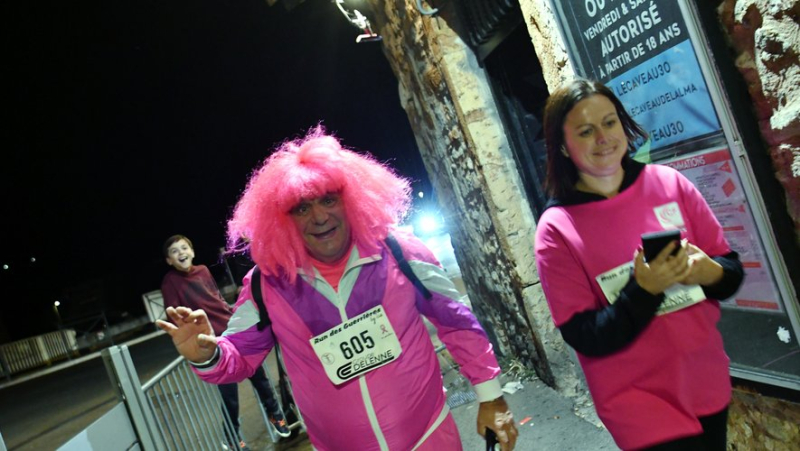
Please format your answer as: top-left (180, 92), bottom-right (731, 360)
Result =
top-left (194, 231), bottom-right (502, 450)
top-left (535, 164), bottom-right (733, 450)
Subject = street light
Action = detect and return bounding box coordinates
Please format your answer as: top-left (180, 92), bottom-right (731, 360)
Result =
top-left (53, 301), bottom-right (62, 325)
top-left (418, 215), bottom-right (439, 234)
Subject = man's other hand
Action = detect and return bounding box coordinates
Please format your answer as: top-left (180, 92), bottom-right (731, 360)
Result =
top-left (477, 396), bottom-right (518, 450)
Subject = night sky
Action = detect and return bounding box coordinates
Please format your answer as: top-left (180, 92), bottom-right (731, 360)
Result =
top-left (2, 0), bottom-right (432, 341)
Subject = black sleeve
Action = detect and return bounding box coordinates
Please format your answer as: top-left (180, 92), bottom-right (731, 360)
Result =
top-left (558, 279), bottom-right (664, 357)
top-left (701, 251), bottom-right (744, 300)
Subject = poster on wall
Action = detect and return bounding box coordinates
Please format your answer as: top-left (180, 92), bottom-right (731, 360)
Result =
top-left (663, 149), bottom-right (783, 312)
top-left (551, 0), bottom-right (798, 389)
top-left (552, 0), bottom-right (722, 152)
top-left (552, 0), bottom-right (789, 313)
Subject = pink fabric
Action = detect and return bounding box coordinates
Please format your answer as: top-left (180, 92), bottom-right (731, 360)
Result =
top-left (310, 249), bottom-right (350, 291)
top-left (196, 232), bottom-right (499, 450)
top-left (535, 164), bottom-right (732, 450)
top-left (226, 126), bottom-right (411, 282)
top-left (415, 413), bottom-right (462, 451)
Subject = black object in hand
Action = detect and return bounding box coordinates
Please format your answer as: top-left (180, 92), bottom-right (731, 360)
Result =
top-left (642, 229), bottom-right (681, 262)
top-left (485, 428), bottom-right (499, 450)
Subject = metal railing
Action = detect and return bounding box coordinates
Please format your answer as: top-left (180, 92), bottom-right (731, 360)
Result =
top-left (0, 329), bottom-right (78, 379)
top-left (140, 354), bottom-right (239, 450)
top-left (56, 345), bottom-right (303, 450)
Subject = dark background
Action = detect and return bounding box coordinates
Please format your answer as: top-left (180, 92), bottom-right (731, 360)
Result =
top-left (2, 0), bottom-right (432, 341)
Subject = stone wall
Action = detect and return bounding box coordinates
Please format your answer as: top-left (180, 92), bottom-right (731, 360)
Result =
top-left (717, 0), bottom-right (800, 244)
top-left (728, 385), bottom-right (800, 450)
top-left (364, 0), bottom-right (591, 389)
top-left (514, 0), bottom-right (598, 405)
top-left (517, 0), bottom-right (574, 90)
top-left (715, 1), bottom-right (800, 447)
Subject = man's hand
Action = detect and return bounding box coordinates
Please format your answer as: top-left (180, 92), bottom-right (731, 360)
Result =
top-left (156, 306), bottom-right (218, 363)
top-left (477, 396), bottom-right (518, 450)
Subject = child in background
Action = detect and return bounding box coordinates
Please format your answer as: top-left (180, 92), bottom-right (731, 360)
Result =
top-left (161, 235), bottom-right (291, 450)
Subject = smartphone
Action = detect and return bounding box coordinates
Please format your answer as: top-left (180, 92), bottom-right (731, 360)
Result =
top-left (641, 229), bottom-right (681, 262)
top-left (485, 428), bottom-right (499, 451)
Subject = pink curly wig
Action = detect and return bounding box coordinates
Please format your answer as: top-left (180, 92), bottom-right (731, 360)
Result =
top-left (227, 126), bottom-right (412, 281)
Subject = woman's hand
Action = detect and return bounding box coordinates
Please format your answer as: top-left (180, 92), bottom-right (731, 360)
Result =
top-left (679, 243), bottom-right (724, 286)
top-left (633, 240), bottom-right (692, 295)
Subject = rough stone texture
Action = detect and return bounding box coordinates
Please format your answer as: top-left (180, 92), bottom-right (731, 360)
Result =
top-left (518, 0), bottom-right (575, 90)
top-left (363, 0), bottom-right (602, 426)
top-left (717, 0), bottom-right (800, 243)
top-left (711, 1), bottom-right (800, 447)
top-left (366, 0), bottom-right (564, 386)
top-left (728, 386), bottom-right (800, 450)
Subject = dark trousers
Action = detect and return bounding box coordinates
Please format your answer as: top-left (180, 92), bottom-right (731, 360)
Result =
top-left (643, 406), bottom-right (728, 451)
top-left (218, 366), bottom-right (281, 437)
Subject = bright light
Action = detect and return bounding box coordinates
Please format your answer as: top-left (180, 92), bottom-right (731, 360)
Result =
top-left (54, 301), bottom-right (61, 307)
top-left (418, 214), bottom-right (440, 234)
top-left (2, 264), bottom-right (8, 270)
top-left (418, 191), bottom-right (424, 198)
top-left (30, 257), bottom-right (36, 263)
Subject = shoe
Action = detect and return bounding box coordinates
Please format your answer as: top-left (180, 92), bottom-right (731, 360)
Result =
top-left (269, 412), bottom-right (292, 438)
top-left (222, 440), bottom-right (251, 451)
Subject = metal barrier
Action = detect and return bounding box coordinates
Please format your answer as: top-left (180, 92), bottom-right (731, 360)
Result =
top-left (0, 329), bottom-right (78, 379)
top-left (57, 345), bottom-right (301, 450)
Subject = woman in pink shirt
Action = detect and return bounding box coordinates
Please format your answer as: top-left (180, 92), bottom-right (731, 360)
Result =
top-left (535, 79), bottom-right (743, 450)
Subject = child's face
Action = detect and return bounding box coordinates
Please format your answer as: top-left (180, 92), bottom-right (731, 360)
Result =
top-left (165, 239), bottom-right (195, 272)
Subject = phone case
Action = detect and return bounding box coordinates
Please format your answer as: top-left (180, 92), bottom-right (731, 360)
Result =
top-left (641, 229), bottom-right (681, 262)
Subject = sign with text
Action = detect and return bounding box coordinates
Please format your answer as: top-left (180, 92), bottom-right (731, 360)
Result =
top-left (553, 0), bottom-right (721, 151)
top-left (560, 0), bottom-right (685, 80)
top-left (551, 0), bottom-right (798, 389)
top-left (663, 149), bottom-right (783, 312)
top-left (608, 39), bottom-right (720, 149)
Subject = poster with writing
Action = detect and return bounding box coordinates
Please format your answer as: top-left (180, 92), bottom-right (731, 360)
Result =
top-left (557, 0), bottom-right (684, 80)
top-left (553, 0), bottom-right (721, 151)
top-left (608, 39), bottom-right (720, 150)
top-left (662, 149), bottom-right (783, 312)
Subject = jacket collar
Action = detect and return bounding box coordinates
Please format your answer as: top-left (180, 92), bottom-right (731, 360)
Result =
top-left (544, 159), bottom-right (646, 210)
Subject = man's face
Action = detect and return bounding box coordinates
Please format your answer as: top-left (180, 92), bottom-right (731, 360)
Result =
top-left (290, 192), bottom-right (352, 263)
top-left (165, 239), bottom-right (195, 272)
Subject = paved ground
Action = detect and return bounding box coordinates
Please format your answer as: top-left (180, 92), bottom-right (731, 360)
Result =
top-left (451, 378), bottom-right (617, 450)
top-left (0, 331), bottom-right (181, 451)
top-left (1, 329), bottom-right (618, 451)
top-left (240, 372), bottom-right (619, 451)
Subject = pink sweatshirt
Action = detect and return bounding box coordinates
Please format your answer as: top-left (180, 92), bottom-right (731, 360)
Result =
top-left (535, 164), bottom-right (732, 450)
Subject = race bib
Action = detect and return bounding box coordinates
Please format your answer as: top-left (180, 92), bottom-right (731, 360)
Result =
top-left (596, 262), bottom-right (706, 316)
top-left (310, 305), bottom-right (402, 385)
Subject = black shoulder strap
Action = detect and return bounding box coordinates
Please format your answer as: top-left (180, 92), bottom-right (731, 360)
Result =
top-left (254, 236), bottom-right (431, 331)
top-left (251, 266), bottom-right (271, 331)
top-left (250, 266), bottom-right (297, 419)
top-left (384, 234), bottom-right (432, 300)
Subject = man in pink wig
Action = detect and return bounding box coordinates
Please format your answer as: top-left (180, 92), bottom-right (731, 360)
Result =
top-left (157, 126), bottom-right (518, 450)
